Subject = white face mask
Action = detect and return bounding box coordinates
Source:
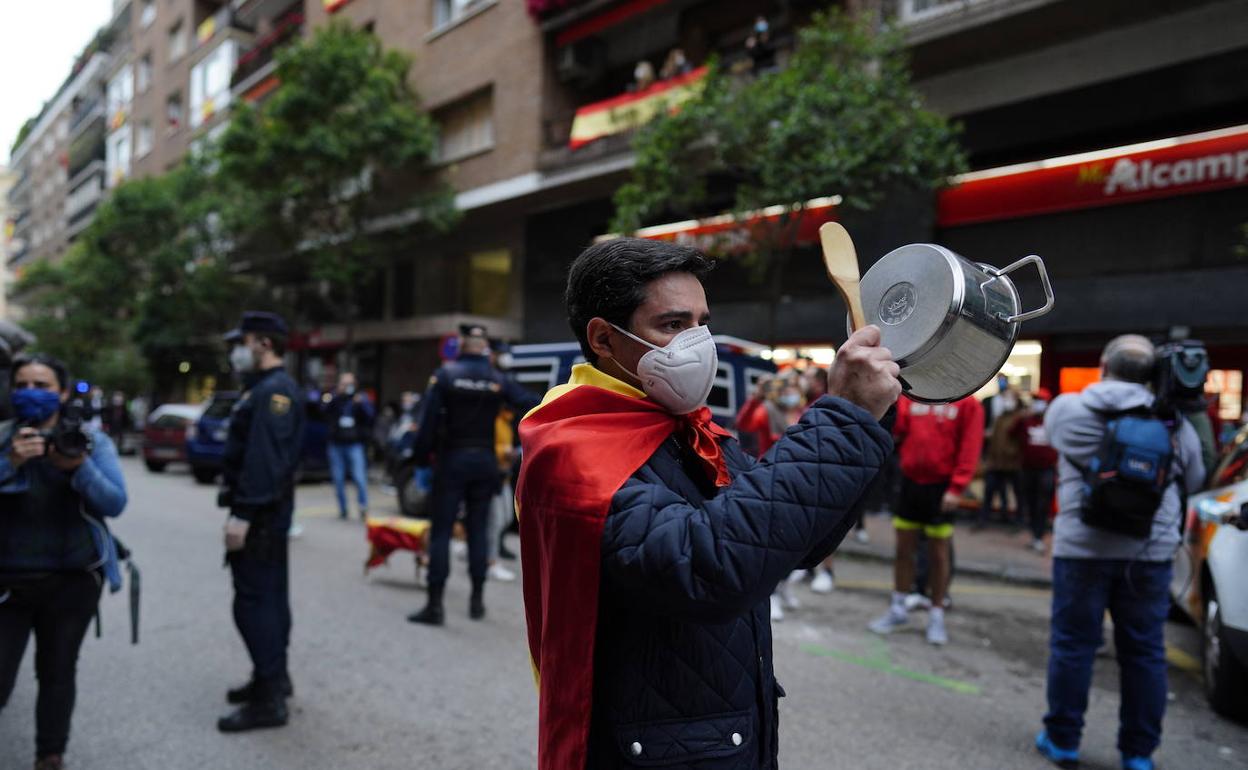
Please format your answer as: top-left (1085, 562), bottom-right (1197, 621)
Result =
top-left (229, 344), bottom-right (256, 373)
top-left (609, 323), bottom-right (718, 414)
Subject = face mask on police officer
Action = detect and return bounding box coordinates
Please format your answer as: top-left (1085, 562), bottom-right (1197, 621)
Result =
top-left (608, 323), bottom-right (718, 415)
top-left (229, 344), bottom-right (256, 373)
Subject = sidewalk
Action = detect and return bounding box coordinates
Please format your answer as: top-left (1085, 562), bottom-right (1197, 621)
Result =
top-left (839, 511), bottom-right (1053, 587)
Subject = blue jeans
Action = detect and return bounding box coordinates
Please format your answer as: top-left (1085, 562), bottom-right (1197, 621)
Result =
top-left (1044, 558), bottom-right (1171, 757)
top-left (327, 442), bottom-right (369, 516)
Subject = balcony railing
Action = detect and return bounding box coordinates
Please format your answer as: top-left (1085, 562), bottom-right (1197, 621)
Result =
top-left (69, 95), bottom-right (105, 136)
top-left (197, 5), bottom-right (253, 50)
top-left (231, 10), bottom-right (303, 92)
top-left (566, 65), bottom-right (707, 150)
top-left (67, 125), bottom-right (106, 179)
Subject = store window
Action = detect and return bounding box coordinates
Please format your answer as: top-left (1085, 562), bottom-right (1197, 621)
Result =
top-left (1207, 369), bottom-right (1243, 421)
top-left (189, 40), bottom-right (237, 128)
top-left (467, 249), bottom-right (511, 317)
top-left (392, 259), bottom-right (415, 319)
top-left (434, 89), bottom-right (493, 163)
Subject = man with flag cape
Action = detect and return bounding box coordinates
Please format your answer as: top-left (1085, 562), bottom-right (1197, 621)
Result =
top-left (517, 238), bottom-right (900, 768)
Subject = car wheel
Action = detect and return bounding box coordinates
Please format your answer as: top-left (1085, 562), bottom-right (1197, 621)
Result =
top-left (191, 467), bottom-right (218, 484)
top-left (145, 460), bottom-right (167, 473)
top-left (1203, 592), bottom-right (1248, 721)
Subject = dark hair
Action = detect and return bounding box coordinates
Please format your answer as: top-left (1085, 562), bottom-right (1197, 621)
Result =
top-left (565, 238), bottom-right (713, 363)
top-left (11, 353), bottom-right (70, 391)
top-left (259, 333), bottom-right (288, 357)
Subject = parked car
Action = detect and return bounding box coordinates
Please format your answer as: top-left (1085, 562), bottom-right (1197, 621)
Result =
top-left (187, 389), bottom-right (331, 485)
top-left (1171, 422), bottom-right (1248, 721)
top-left (141, 404), bottom-right (203, 473)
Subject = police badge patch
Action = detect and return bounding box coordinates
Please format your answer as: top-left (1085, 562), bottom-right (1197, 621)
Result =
top-left (270, 394), bottom-right (292, 415)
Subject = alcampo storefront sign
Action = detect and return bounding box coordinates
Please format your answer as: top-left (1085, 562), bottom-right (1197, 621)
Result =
top-left (938, 124), bottom-right (1248, 227)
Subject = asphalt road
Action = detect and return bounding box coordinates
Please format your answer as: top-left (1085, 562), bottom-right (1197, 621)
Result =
top-left (1, 458), bottom-right (1244, 769)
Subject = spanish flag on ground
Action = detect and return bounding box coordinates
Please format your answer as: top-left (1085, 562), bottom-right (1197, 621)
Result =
top-left (517, 363), bottom-right (731, 770)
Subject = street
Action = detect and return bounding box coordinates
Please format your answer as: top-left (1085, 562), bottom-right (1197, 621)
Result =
top-left (1, 458), bottom-right (1245, 769)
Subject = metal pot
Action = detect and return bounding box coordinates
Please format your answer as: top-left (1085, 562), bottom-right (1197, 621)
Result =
top-left (852, 243), bottom-right (1054, 403)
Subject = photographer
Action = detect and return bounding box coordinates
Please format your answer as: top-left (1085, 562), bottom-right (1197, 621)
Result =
top-left (0, 354), bottom-right (127, 770)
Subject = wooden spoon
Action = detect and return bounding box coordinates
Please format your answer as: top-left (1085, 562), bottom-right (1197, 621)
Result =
top-left (819, 221), bottom-right (867, 332)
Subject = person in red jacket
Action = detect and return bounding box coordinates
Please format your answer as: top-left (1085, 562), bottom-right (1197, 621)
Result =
top-left (869, 394), bottom-right (984, 645)
top-left (1012, 388), bottom-right (1059, 553)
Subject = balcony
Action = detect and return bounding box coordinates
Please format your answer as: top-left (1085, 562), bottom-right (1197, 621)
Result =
top-left (69, 95), bottom-right (106, 138)
top-left (196, 4), bottom-right (254, 52)
top-left (895, 0), bottom-right (1061, 43)
top-left (67, 123), bottom-right (106, 179)
top-left (67, 160), bottom-right (105, 202)
top-left (231, 9), bottom-right (303, 99)
top-left (232, 0), bottom-right (298, 27)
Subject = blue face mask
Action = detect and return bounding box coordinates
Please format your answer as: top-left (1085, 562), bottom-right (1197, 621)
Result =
top-left (11, 388), bottom-right (62, 424)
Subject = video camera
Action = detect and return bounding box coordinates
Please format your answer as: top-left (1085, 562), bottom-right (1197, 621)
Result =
top-left (1154, 339), bottom-right (1209, 414)
top-left (23, 397), bottom-right (93, 459)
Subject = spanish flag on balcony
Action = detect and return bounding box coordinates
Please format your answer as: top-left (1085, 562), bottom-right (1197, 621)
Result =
top-left (516, 363), bottom-right (731, 769)
top-left (569, 65), bottom-right (708, 149)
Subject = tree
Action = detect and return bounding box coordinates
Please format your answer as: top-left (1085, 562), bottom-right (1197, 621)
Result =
top-left (217, 21), bottom-right (457, 357)
top-left (611, 9), bottom-right (966, 341)
top-left (15, 159), bottom-right (255, 395)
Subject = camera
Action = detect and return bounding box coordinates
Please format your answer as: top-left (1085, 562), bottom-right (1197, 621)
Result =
top-left (1154, 339), bottom-right (1209, 414)
top-left (23, 398), bottom-right (93, 459)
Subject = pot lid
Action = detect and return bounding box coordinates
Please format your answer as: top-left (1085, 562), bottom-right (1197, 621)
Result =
top-left (857, 243), bottom-right (959, 363)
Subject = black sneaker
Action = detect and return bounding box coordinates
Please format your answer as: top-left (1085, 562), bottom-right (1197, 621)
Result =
top-left (227, 674), bottom-right (293, 704)
top-left (407, 604), bottom-right (445, 626)
top-left (217, 699), bottom-right (288, 733)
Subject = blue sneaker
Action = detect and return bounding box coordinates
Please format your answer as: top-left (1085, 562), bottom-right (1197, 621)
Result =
top-left (1121, 755), bottom-right (1153, 770)
top-left (1035, 730), bottom-right (1080, 768)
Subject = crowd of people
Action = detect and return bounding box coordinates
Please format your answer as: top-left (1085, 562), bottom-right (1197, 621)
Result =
top-left (0, 233), bottom-right (1242, 770)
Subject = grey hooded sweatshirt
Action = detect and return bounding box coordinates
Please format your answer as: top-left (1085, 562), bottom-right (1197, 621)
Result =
top-left (1045, 380), bottom-right (1205, 562)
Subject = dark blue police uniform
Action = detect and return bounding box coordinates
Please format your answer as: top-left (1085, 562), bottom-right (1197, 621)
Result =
top-left (407, 333), bottom-right (537, 625)
top-left (217, 313), bottom-right (304, 731)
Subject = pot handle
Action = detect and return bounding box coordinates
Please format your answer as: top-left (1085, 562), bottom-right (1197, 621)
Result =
top-left (986, 255), bottom-right (1054, 324)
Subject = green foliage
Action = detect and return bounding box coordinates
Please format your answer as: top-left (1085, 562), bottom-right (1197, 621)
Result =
top-left (612, 9), bottom-right (966, 264)
top-left (10, 116), bottom-right (38, 156)
top-left (217, 22), bottom-right (457, 339)
top-left (15, 159), bottom-right (254, 393)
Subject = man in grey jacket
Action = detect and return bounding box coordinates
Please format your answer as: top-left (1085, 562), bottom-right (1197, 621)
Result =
top-left (1035, 335), bottom-right (1204, 770)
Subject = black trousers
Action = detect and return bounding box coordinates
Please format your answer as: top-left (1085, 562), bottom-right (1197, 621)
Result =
top-left (1020, 467), bottom-right (1057, 540)
top-left (426, 448), bottom-right (498, 588)
top-left (0, 571), bottom-right (102, 758)
top-left (229, 537), bottom-right (291, 690)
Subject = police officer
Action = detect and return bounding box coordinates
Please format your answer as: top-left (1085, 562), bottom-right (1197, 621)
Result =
top-left (407, 324), bottom-right (538, 626)
top-left (217, 312), bottom-right (305, 732)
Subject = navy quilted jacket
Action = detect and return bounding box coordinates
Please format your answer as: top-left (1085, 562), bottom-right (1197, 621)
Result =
top-left (586, 396), bottom-right (892, 768)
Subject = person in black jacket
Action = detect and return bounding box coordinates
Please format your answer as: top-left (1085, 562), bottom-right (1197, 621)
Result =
top-left (517, 239), bottom-right (900, 769)
top-left (324, 372), bottom-right (374, 520)
top-left (0, 353), bottom-right (128, 770)
top-left (216, 312), bottom-right (305, 733)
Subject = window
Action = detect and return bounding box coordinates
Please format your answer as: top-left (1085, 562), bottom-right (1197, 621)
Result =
top-left (434, 89), bottom-right (494, 163)
top-left (136, 120), bottom-right (154, 157)
top-left (140, 0), bottom-right (156, 28)
top-left (137, 54), bottom-right (152, 93)
top-left (166, 92), bottom-right (183, 132)
top-left (106, 128), bottom-right (132, 187)
top-left (433, 0), bottom-right (491, 30)
top-left (189, 40), bottom-right (237, 128)
top-left (107, 66), bottom-right (134, 128)
top-left (467, 249), bottom-right (511, 316)
top-left (169, 20), bottom-right (187, 62)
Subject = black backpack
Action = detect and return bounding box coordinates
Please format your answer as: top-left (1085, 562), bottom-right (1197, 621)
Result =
top-left (1076, 407), bottom-right (1179, 539)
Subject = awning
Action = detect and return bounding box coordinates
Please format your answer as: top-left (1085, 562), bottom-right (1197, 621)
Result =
top-left (615, 196), bottom-right (841, 254)
top-left (938, 123), bottom-right (1248, 227)
top-left (570, 65), bottom-right (707, 149)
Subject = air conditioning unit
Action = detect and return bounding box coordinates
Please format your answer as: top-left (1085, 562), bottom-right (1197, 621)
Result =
top-left (556, 40), bottom-right (605, 87)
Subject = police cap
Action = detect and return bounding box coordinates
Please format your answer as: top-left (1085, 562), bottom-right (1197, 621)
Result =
top-left (227, 311), bottom-right (289, 341)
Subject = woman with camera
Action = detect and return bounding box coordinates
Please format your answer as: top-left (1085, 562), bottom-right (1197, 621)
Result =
top-left (0, 354), bottom-right (127, 770)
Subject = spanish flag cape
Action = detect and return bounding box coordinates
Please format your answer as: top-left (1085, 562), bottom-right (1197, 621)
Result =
top-left (517, 363), bottom-right (731, 770)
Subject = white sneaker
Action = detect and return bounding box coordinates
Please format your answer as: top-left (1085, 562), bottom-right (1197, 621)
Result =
top-left (770, 594), bottom-right (785, 622)
top-left (452, 540), bottom-right (468, 560)
top-left (902, 592), bottom-right (932, 612)
top-left (926, 612), bottom-right (948, 646)
top-left (780, 574), bottom-right (802, 610)
top-left (868, 607), bottom-right (908, 635)
top-left (810, 569), bottom-right (835, 594)
top-left (287, 522), bottom-right (304, 539)
top-left (853, 528), bottom-right (870, 544)
top-left (1031, 538), bottom-right (1046, 553)
top-left (488, 563), bottom-right (516, 582)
